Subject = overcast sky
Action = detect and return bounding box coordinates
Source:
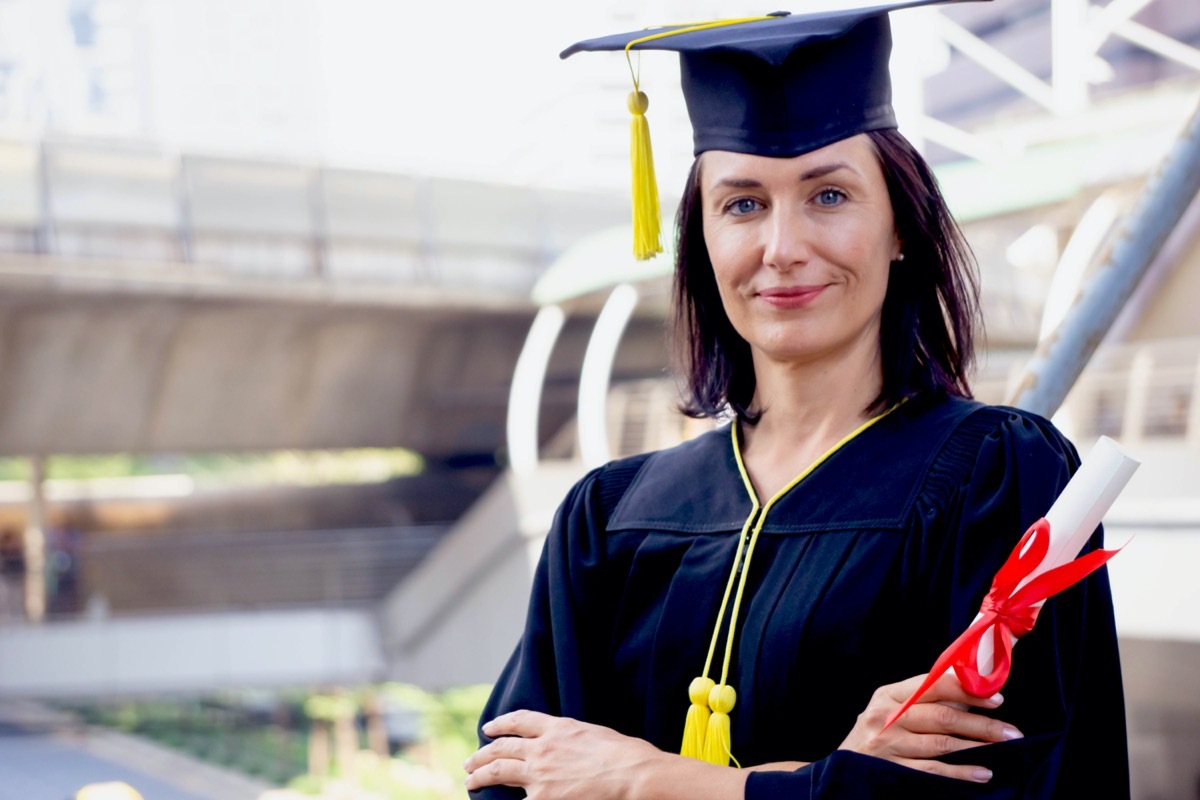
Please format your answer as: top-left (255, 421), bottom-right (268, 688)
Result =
top-left (0, 0), bottom-right (943, 193)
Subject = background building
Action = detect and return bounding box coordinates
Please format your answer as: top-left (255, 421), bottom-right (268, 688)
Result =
top-left (0, 1), bottom-right (1196, 797)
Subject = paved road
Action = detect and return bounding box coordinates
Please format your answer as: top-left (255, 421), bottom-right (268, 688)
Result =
top-left (0, 721), bottom-right (209, 800)
top-left (0, 700), bottom-right (273, 800)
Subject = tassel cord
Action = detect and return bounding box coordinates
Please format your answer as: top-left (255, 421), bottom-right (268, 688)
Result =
top-left (705, 510), bottom-right (758, 678)
top-left (620, 18), bottom-right (776, 261)
top-left (681, 405), bottom-right (904, 765)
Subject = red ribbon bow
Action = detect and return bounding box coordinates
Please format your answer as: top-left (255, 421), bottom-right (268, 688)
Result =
top-left (882, 518), bottom-right (1121, 731)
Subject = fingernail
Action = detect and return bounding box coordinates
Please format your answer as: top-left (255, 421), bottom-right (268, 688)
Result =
top-left (972, 768), bottom-right (993, 783)
top-left (481, 719), bottom-right (495, 733)
top-left (1002, 726), bottom-right (1023, 740)
top-left (988, 692), bottom-right (1004, 706)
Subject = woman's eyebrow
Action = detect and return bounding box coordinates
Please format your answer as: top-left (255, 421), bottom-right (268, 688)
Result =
top-left (710, 177), bottom-right (763, 190)
top-left (800, 161), bottom-right (855, 181)
top-left (709, 162), bottom-right (859, 191)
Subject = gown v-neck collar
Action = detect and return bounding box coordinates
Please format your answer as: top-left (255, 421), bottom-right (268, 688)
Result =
top-left (607, 394), bottom-right (984, 535)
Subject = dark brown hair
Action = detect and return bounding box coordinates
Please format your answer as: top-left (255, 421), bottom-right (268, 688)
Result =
top-left (672, 128), bottom-right (980, 420)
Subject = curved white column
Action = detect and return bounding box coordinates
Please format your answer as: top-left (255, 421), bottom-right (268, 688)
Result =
top-left (506, 305), bottom-right (566, 476)
top-left (578, 284), bottom-right (639, 469)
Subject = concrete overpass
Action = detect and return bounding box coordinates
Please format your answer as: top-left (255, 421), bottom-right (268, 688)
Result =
top-left (0, 133), bottom-right (682, 700)
top-left (0, 136), bottom-right (673, 462)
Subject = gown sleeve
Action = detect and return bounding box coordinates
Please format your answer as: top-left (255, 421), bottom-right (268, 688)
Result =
top-left (469, 455), bottom-right (650, 800)
top-left (745, 407), bottom-right (1129, 799)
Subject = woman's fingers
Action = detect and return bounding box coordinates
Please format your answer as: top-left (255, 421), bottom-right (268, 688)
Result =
top-left (840, 672), bottom-right (1024, 782)
top-left (464, 756), bottom-right (530, 791)
top-left (895, 757), bottom-right (995, 784)
top-left (465, 712), bottom-right (669, 800)
top-left (887, 729), bottom-right (1000, 760)
top-left (885, 672), bottom-right (1004, 710)
top-left (464, 735), bottom-right (536, 791)
top-left (465, 735), bottom-right (526, 774)
top-left (901, 702), bottom-right (1022, 744)
top-left (483, 708), bottom-right (553, 738)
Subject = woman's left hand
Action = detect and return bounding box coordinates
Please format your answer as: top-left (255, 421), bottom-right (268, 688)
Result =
top-left (464, 710), bottom-right (668, 799)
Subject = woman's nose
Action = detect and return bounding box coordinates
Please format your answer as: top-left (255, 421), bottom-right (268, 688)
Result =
top-left (762, 208), bottom-right (812, 271)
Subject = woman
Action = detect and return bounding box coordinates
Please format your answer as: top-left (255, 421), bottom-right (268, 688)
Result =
top-left (466, 4), bottom-right (1128, 798)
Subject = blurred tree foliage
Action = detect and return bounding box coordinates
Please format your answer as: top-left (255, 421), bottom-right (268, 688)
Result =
top-left (291, 683), bottom-right (492, 799)
top-left (58, 682), bottom-right (493, 799)
top-left (0, 449), bottom-right (423, 484)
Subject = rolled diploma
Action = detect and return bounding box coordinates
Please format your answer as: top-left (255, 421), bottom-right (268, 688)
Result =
top-left (974, 435), bottom-right (1140, 676)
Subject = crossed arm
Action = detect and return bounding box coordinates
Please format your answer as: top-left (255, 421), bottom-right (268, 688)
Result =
top-left (464, 672), bottom-right (1020, 799)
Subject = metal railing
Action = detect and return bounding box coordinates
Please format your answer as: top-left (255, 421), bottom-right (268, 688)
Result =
top-left (0, 138), bottom-right (629, 294)
top-left (18, 524), bottom-right (451, 619)
top-left (598, 337), bottom-right (1200, 461)
top-left (1064, 338), bottom-right (1200, 444)
top-left (978, 337), bottom-right (1200, 444)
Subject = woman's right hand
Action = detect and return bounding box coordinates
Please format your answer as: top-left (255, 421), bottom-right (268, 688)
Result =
top-left (837, 672), bottom-right (1023, 784)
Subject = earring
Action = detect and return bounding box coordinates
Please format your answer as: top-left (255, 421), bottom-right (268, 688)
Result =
top-left (895, 253), bottom-right (905, 262)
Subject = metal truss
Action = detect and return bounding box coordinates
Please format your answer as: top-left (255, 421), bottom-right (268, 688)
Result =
top-left (904, 0), bottom-right (1200, 160)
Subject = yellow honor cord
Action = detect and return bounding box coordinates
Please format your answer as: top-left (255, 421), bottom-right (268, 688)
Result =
top-left (680, 403), bottom-right (903, 766)
top-left (679, 510), bottom-right (756, 760)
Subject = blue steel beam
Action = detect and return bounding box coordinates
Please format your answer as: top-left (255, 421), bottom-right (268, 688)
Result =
top-left (1009, 98), bottom-right (1200, 416)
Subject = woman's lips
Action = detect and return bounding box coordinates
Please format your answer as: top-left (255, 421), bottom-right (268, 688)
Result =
top-left (758, 285), bottom-right (827, 308)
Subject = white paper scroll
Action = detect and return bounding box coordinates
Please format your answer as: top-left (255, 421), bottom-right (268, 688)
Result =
top-left (975, 435), bottom-right (1141, 675)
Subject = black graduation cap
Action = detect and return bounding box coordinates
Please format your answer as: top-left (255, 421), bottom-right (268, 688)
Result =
top-left (560, 0), bottom-right (986, 260)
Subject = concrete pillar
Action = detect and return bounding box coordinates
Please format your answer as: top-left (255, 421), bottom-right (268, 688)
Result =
top-left (23, 456), bottom-right (46, 623)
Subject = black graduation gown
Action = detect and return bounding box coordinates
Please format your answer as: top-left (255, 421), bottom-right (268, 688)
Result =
top-left (474, 395), bottom-right (1129, 798)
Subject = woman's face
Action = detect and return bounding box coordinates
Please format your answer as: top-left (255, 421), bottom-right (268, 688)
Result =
top-left (699, 134), bottom-right (900, 370)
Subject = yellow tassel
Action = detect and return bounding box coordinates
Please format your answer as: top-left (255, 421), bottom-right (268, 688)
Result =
top-left (680, 676), bottom-right (714, 759)
top-left (627, 90), bottom-right (663, 261)
top-left (701, 683), bottom-right (738, 766)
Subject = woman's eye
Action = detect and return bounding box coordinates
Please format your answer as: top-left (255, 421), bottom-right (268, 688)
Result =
top-left (816, 188), bottom-right (846, 207)
top-left (726, 198), bottom-right (762, 216)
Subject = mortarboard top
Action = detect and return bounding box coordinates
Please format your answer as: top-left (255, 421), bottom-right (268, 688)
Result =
top-left (560, 0), bottom-right (986, 260)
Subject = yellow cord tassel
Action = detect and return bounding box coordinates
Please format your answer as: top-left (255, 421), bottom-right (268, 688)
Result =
top-left (680, 676), bottom-right (714, 758)
top-left (627, 90), bottom-right (663, 261)
top-left (702, 683), bottom-right (738, 766)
